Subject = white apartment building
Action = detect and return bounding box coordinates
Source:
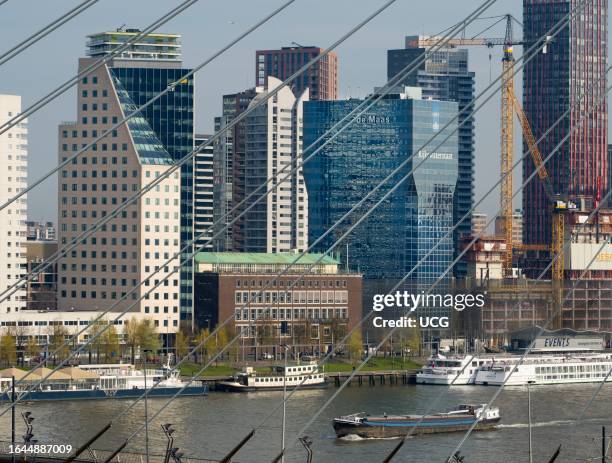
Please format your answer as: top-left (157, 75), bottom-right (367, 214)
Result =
top-left (243, 76), bottom-right (309, 253)
top-left (0, 95), bottom-right (27, 314)
top-left (194, 134), bottom-right (214, 251)
top-left (57, 58), bottom-right (181, 334)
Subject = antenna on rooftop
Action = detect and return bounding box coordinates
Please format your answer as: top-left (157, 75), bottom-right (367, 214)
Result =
top-left (116, 24), bottom-right (126, 32)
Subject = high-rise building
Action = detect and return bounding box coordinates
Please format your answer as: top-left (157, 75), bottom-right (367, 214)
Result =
top-left (86, 29), bottom-right (194, 322)
top-left (194, 134), bottom-right (214, 251)
top-left (26, 221), bottom-right (56, 241)
top-left (25, 240), bottom-right (58, 311)
top-left (0, 95), bottom-right (27, 314)
top-left (256, 46), bottom-right (338, 100)
top-left (212, 88), bottom-right (258, 251)
top-left (522, 0), bottom-right (608, 248)
top-left (471, 213), bottom-right (488, 237)
top-left (242, 77), bottom-right (309, 253)
top-left (57, 30), bottom-right (189, 334)
top-left (495, 210), bottom-right (523, 246)
top-left (303, 87), bottom-right (458, 316)
top-left (387, 37), bottom-right (475, 279)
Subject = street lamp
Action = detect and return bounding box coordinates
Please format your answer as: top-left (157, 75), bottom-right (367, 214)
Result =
top-left (21, 412), bottom-right (36, 445)
top-left (298, 436), bottom-right (313, 463)
top-left (161, 423), bottom-right (175, 463)
top-left (280, 344), bottom-right (290, 463)
top-left (142, 349), bottom-right (153, 463)
top-left (527, 380), bottom-right (535, 463)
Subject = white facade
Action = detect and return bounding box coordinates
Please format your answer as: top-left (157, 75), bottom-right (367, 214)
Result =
top-left (194, 135), bottom-right (214, 251)
top-left (0, 95), bottom-right (27, 314)
top-left (243, 77), bottom-right (309, 253)
top-left (0, 309), bottom-right (153, 345)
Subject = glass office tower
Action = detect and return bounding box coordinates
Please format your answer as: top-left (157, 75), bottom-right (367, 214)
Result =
top-left (303, 88), bottom-right (458, 316)
top-left (388, 38), bottom-right (475, 279)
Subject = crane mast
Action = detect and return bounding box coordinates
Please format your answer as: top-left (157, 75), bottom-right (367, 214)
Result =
top-left (500, 18), bottom-right (515, 277)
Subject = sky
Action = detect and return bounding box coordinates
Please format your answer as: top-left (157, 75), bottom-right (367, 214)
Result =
top-left (0, 0), bottom-right (608, 228)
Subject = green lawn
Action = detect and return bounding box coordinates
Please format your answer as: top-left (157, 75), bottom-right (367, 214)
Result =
top-left (178, 362), bottom-right (238, 377)
top-left (324, 357), bottom-right (421, 373)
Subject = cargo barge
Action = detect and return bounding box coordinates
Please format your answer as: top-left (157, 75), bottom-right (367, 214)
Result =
top-left (333, 404), bottom-right (500, 438)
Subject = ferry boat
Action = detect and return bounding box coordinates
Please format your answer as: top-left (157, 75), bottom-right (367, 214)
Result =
top-left (332, 404), bottom-right (500, 438)
top-left (0, 363), bottom-right (208, 401)
top-left (475, 353), bottom-right (612, 386)
top-left (217, 361), bottom-right (326, 392)
top-left (416, 355), bottom-right (494, 385)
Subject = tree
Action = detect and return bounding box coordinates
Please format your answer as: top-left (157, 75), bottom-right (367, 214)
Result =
top-left (174, 330), bottom-right (189, 361)
top-left (224, 324), bottom-right (240, 363)
top-left (124, 318), bottom-right (140, 362)
top-left (88, 320), bottom-right (106, 363)
top-left (101, 324), bottom-right (120, 362)
top-left (25, 337), bottom-right (39, 364)
top-left (123, 319), bottom-right (161, 363)
top-left (138, 319), bottom-right (161, 356)
top-left (203, 328), bottom-right (218, 362)
top-left (194, 328), bottom-right (210, 363)
top-left (0, 333), bottom-right (16, 366)
top-left (406, 324), bottom-right (421, 357)
top-left (347, 329), bottom-right (363, 362)
top-left (49, 324), bottom-right (69, 364)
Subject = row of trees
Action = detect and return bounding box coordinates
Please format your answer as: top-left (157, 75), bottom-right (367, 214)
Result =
top-left (0, 316), bottom-right (422, 368)
top-left (0, 318), bottom-right (162, 367)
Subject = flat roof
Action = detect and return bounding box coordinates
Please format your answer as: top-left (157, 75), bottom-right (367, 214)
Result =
top-left (87, 31), bottom-right (180, 39)
top-left (195, 252), bottom-right (339, 266)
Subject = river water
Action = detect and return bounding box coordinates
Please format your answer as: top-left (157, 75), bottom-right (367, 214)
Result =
top-left (1, 383), bottom-right (611, 462)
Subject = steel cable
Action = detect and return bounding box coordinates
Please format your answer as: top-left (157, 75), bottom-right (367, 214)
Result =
top-left (0, 0), bottom-right (99, 67)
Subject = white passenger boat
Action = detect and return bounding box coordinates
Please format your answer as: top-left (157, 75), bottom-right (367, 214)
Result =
top-left (218, 361), bottom-right (326, 392)
top-left (416, 355), bottom-right (495, 385)
top-left (475, 353), bottom-right (612, 386)
top-left (0, 363), bottom-right (207, 401)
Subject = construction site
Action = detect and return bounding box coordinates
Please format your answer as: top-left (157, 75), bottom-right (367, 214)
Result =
top-left (419, 15), bottom-right (612, 345)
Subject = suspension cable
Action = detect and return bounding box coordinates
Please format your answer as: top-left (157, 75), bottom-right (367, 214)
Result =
top-left (0, 0), bottom-right (204, 136)
top-left (0, 0), bottom-right (98, 67)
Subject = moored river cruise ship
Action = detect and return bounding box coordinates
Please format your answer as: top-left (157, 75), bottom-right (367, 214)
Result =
top-left (416, 355), bottom-right (496, 385)
top-left (475, 354), bottom-right (612, 386)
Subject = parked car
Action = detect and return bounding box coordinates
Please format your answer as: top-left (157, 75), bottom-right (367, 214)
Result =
top-left (259, 353), bottom-right (274, 360)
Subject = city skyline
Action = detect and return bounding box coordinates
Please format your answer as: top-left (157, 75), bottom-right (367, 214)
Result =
top-left (0, 0), bottom-right (579, 224)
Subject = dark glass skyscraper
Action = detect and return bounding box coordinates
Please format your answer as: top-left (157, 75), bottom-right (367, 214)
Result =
top-left (522, 0), bottom-right (608, 249)
top-left (90, 31), bottom-right (195, 322)
top-left (387, 37), bottom-right (475, 278)
top-left (303, 89), bottom-right (458, 315)
top-left (212, 88), bottom-right (257, 252)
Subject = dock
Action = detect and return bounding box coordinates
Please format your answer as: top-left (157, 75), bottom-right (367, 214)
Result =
top-left (326, 369), bottom-right (418, 386)
top-left (191, 370), bottom-right (418, 390)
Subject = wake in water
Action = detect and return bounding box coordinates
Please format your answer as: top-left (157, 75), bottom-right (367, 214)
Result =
top-left (498, 417), bottom-right (610, 429)
top-left (336, 434), bottom-right (404, 441)
top-left (498, 420), bottom-right (574, 429)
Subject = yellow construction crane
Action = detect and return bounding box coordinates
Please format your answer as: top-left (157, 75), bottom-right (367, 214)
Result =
top-left (414, 15), bottom-right (523, 276)
top-left (417, 15), bottom-right (568, 326)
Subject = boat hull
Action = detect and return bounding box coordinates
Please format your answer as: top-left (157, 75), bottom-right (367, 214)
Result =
top-left (416, 375), bottom-right (473, 385)
top-left (217, 381), bottom-right (327, 392)
top-left (333, 417), bottom-right (499, 438)
top-left (0, 385), bottom-right (208, 402)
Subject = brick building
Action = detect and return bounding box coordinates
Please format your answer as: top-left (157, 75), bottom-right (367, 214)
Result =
top-left (193, 253), bottom-right (362, 354)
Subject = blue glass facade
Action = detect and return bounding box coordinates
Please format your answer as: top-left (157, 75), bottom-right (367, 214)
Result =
top-left (388, 43), bottom-right (475, 279)
top-left (110, 66), bottom-right (195, 320)
top-left (303, 95), bottom-right (458, 315)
